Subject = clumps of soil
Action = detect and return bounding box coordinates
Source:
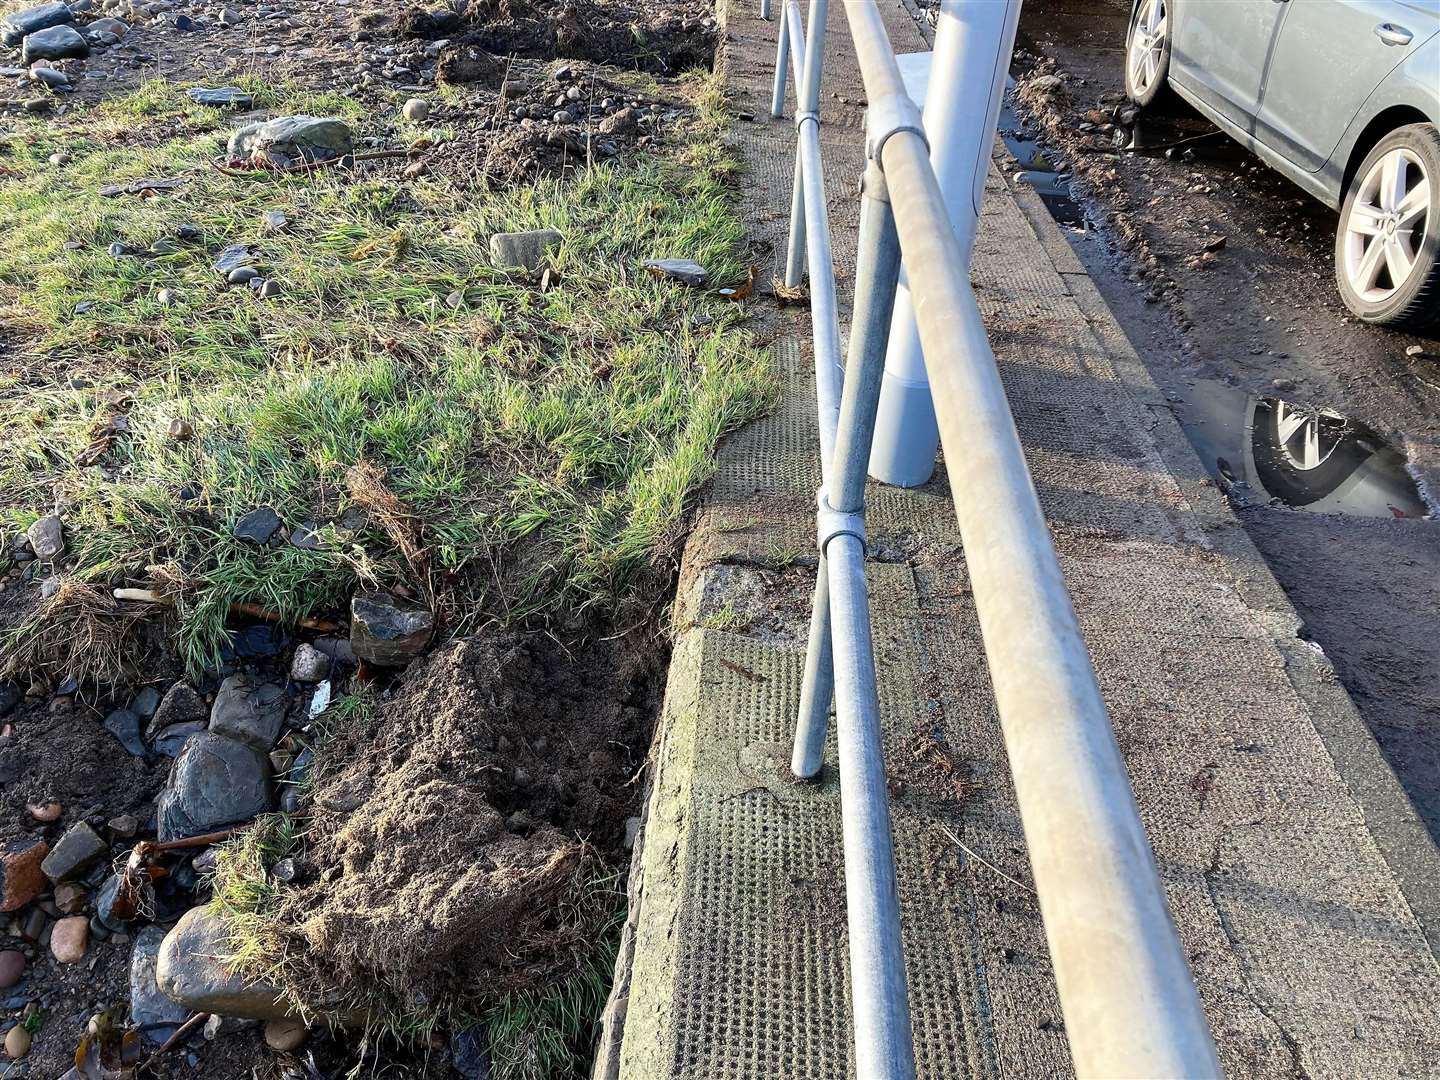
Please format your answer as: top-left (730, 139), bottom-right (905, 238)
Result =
top-left (269, 629), bottom-right (664, 1006)
top-left (396, 0), bottom-right (718, 75)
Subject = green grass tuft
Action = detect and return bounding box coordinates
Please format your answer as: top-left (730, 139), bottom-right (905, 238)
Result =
top-left (0, 73), bottom-right (773, 675)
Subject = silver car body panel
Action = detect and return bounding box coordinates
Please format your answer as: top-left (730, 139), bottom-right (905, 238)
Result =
top-left (1149, 0), bottom-right (1440, 209)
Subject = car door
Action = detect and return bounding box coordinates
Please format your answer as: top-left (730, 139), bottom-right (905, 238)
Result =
top-left (1170, 0), bottom-right (1291, 134)
top-left (1258, 0), bottom-right (1440, 173)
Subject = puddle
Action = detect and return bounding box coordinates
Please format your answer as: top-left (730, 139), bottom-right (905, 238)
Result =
top-left (1168, 378), bottom-right (1431, 518)
top-left (999, 87), bottom-right (1085, 229)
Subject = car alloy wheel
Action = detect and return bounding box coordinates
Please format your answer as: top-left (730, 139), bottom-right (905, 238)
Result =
top-left (1126, 0), bottom-right (1168, 100)
top-left (1342, 146), bottom-right (1430, 304)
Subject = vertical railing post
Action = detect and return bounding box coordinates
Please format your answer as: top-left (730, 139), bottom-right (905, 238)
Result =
top-left (868, 0), bottom-right (1023, 487)
top-left (761, 0), bottom-right (772, 21)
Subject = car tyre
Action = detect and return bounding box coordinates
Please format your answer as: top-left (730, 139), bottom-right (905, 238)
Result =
top-left (1124, 0), bottom-right (1171, 107)
top-left (1334, 123), bottom-right (1440, 330)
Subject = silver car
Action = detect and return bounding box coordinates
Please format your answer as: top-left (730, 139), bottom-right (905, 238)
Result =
top-left (1125, 0), bottom-right (1439, 329)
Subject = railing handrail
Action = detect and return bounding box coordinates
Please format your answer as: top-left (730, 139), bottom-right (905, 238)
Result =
top-left (770, 2), bottom-right (1223, 1078)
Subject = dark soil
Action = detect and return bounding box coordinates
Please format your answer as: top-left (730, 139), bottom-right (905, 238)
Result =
top-left (1010, 0), bottom-right (1440, 844)
top-left (273, 630), bottom-right (665, 1008)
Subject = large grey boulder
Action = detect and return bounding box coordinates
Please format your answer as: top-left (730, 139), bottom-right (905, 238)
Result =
top-left (349, 592), bottom-right (434, 666)
top-left (209, 675), bottom-right (287, 752)
top-left (227, 116), bottom-right (352, 167)
top-left (20, 24), bottom-right (88, 62)
top-left (1, 2), bottom-right (72, 47)
top-left (130, 926), bottom-right (191, 1042)
top-left (489, 229), bottom-right (562, 273)
top-left (156, 732), bottom-right (271, 841)
top-left (156, 906), bottom-right (292, 1020)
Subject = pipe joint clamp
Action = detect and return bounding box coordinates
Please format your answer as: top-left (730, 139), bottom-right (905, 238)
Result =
top-left (865, 92), bottom-right (927, 165)
top-left (794, 109), bottom-right (820, 132)
top-left (815, 488), bottom-right (865, 555)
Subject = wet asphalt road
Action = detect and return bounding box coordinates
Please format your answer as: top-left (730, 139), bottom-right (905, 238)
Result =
top-left (1010, 0), bottom-right (1440, 843)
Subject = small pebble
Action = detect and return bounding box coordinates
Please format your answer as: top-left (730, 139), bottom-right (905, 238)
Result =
top-left (0, 951), bottom-right (25, 989)
top-left (263, 1017), bottom-right (306, 1052)
top-left (257, 279), bottom-right (282, 299)
top-left (49, 916), bottom-right (89, 964)
top-left (157, 288), bottom-right (177, 307)
top-left (47, 152), bottom-right (69, 165)
top-left (402, 97), bottom-right (429, 122)
top-left (227, 266), bottom-right (259, 286)
top-left (4, 1024), bottom-right (30, 1061)
top-left (26, 802), bottom-right (62, 823)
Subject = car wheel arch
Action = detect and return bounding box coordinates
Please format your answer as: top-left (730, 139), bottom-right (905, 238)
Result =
top-left (1340, 104), bottom-right (1434, 200)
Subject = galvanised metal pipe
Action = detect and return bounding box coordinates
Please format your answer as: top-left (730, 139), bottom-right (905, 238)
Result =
top-left (797, 118), bottom-right (843, 479)
top-left (825, 531), bottom-right (917, 1080)
top-left (785, 0), bottom-right (827, 287)
top-left (793, 163), bottom-right (903, 779)
top-left (842, 4), bottom-right (1222, 1077)
top-left (770, 1), bottom-right (790, 118)
top-left (870, 0), bottom-right (1022, 489)
top-left (760, 0), bottom-right (771, 21)
top-left (803, 167), bottom-right (915, 1076)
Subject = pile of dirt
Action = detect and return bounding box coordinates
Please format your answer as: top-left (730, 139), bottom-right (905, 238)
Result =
top-left (395, 0), bottom-right (718, 75)
top-left (270, 630), bottom-right (664, 1005)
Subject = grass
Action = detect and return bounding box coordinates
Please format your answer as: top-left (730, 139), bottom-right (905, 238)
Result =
top-left (0, 73), bottom-right (773, 676)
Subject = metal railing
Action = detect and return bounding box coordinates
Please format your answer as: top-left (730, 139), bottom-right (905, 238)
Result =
top-left (766, 2), bottom-right (1224, 1078)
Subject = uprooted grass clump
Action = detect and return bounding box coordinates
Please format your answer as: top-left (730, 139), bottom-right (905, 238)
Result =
top-left (0, 72), bottom-right (772, 676)
top-left (209, 626), bottom-right (648, 1078)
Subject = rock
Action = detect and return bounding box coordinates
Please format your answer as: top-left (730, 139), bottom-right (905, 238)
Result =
top-left (450, 1026), bottom-right (488, 1079)
top-left (130, 926), bottom-right (190, 1041)
top-left (349, 592), bottom-right (434, 666)
top-left (1406, 344), bottom-right (1426, 358)
top-left (130, 685), bottom-right (162, 719)
top-left (93, 872), bottom-right (128, 930)
top-left (0, 951), bottom-right (25, 989)
top-left (146, 682), bottom-right (206, 741)
top-left (1028, 73), bottom-right (1064, 94)
top-left (108, 814), bottom-right (138, 837)
top-left (26, 802), bottom-right (61, 823)
top-left (1, 2), bottom-right (73, 47)
top-left (103, 707), bottom-right (148, 757)
top-left (203, 1013), bottom-right (257, 1040)
top-left (0, 684), bottom-right (19, 718)
top-left (643, 259), bottom-right (708, 286)
top-left (20, 23), bottom-right (89, 62)
top-left (624, 815), bottom-right (641, 850)
top-left (153, 720), bottom-right (206, 757)
top-left (402, 97), bottom-right (429, 122)
top-left (29, 65), bottom-right (68, 87)
top-left (209, 675), bottom-right (287, 751)
top-left (233, 506), bottom-right (281, 544)
top-left (228, 115), bottom-right (353, 167)
top-left (227, 266), bottom-right (259, 286)
top-left (21, 97), bottom-right (50, 113)
top-left (289, 643), bottom-right (328, 683)
top-left (599, 107), bottom-right (638, 135)
top-left (489, 228), bottom-right (562, 274)
top-left (156, 906), bottom-right (293, 1019)
top-left (25, 515), bottom-right (63, 561)
top-left (260, 210), bottom-right (287, 233)
top-left (263, 1017), bottom-right (306, 1051)
top-left (166, 413), bottom-right (191, 435)
top-left (4, 1024), bottom-right (30, 1061)
top-left (187, 85), bottom-right (252, 107)
top-left (257, 279), bottom-right (282, 299)
top-left (50, 915), bottom-right (88, 963)
top-left (156, 732), bottom-right (272, 841)
top-left (0, 839), bottom-right (49, 912)
top-left (41, 822), bottom-right (107, 883)
top-left (218, 6), bottom-right (240, 25)
top-left (54, 882), bottom-right (86, 914)
top-left (87, 15), bottom-right (126, 37)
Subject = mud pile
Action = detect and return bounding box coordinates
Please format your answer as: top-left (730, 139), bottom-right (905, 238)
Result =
top-left (398, 0), bottom-right (718, 75)
top-left (272, 631), bottom-right (663, 1002)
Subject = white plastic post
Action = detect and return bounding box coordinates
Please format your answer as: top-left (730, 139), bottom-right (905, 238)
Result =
top-left (868, 0), bottom-right (1023, 488)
